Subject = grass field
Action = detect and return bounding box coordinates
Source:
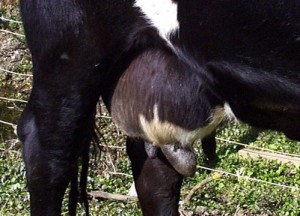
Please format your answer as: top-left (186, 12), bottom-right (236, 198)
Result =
top-left (0, 4), bottom-right (299, 216)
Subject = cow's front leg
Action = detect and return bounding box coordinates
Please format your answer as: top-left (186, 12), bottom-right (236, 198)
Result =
top-left (126, 138), bottom-right (183, 216)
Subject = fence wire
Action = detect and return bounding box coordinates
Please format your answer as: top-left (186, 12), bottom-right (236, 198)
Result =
top-left (217, 137), bottom-right (300, 158)
top-left (0, 67), bottom-right (32, 77)
top-left (198, 165), bottom-right (299, 191)
top-left (0, 16), bottom-right (22, 24)
top-left (0, 29), bottom-right (24, 37)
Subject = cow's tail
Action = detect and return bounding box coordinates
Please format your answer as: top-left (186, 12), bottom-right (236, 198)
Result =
top-left (68, 125), bottom-right (100, 216)
top-left (206, 61), bottom-right (300, 105)
top-left (69, 166), bottom-right (79, 216)
top-left (68, 143), bottom-right (91, 216)
top-left (79, 142), bottom-right (90, 215)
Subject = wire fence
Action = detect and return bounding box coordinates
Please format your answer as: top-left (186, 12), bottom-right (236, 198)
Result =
top-left (0, 15), bottom-right (24, 37)
top-left (0, 29), bottom-right (24, 37)
top-left (0, 119), bottom-right (16, 127)
top-left (216, 137), bottom-right (300, 158)
top-left (0, 16), bottom-right (22, 24)
top-left (1, 16), bottom-right (299, 194)
top-left (197, 165), bottom-right (299, 191)
top-left (0, 67), bottom-right (32, 77)
top-left (0, 96), bottom-right (27, 103)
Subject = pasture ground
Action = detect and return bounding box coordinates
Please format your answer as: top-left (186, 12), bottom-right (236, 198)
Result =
top-left (0, 3), bottom-right (299, 215)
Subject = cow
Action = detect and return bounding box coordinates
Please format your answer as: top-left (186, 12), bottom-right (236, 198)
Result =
top-left (17, 0), bottom-right (300, 215)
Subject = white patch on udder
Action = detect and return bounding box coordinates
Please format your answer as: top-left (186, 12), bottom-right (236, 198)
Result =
top-left (139, 104), bottom-right (225, 148)
top-left (134, 0), bottom-right (179, 42)
top-left (224, 102), bottom-right (238, 122)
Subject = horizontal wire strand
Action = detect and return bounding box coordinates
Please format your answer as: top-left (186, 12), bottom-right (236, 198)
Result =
top-left (0, 16), bottom-right (22, 24)
top-left (0, 67), bottom-right (32, 77)
top-left (198, 165), bottom-right (300, 191)
top-left (0, 29), bottom-right (24, 37)
top-left (217, 137), bottom-right (300, 158)
top-left (0, 119), bottom-right (16, 127)
top-left (0, 96), bottom-right (27, 103)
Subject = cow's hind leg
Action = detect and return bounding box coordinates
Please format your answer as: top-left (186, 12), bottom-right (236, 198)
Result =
top-left (126, 137), bottom-right (183, 216)
top-left (19, 91), bottom-right (98, 216)
top-left (202, 131), bottom-right (218, 162)
top-left (19, 2), bottom-right (103, 213)
top-left (17, 50), bottom-right (101, 215)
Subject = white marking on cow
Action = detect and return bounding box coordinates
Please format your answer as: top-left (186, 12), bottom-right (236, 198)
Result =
top-left (139, 104), bottom-right (225, 148)
top-left (224, 102), bottom-right (238, 122)
top-left (134, 0), bottom-right (179, 42)
top-left (60, 52), bottom-right (70, 60)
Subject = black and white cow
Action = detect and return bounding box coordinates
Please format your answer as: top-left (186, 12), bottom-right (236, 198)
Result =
top-left (17, 0), bottom-right (300, 215)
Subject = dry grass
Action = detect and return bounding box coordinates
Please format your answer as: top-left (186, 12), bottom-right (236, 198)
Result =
top-left (0, 0), bottom-right (19, 8)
